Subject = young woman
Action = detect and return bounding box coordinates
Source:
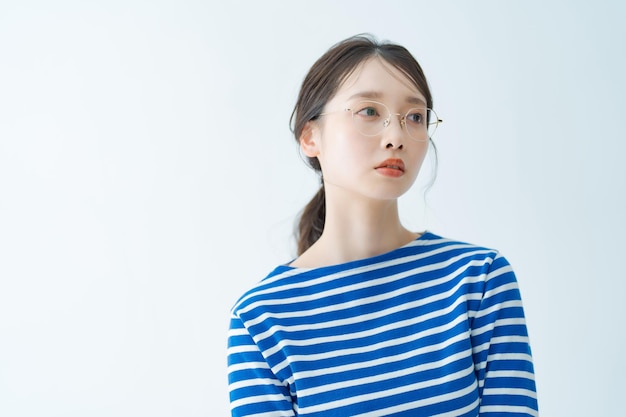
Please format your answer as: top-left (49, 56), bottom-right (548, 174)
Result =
top-left (227, 34), bottom-right (538, 416)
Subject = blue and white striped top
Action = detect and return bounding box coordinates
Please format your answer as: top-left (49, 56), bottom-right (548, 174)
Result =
top-left (227, 232), bottom-right (538, 416)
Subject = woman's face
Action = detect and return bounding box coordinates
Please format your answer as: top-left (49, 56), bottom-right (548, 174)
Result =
top-left (301, 57), bottom-right (430, 203)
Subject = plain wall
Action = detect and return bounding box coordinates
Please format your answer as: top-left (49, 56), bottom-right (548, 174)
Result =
top-left (1, 0), bottom-right (624, 415)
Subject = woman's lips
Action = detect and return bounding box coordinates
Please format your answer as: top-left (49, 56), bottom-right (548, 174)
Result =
top-left (375, 158), bottom-right (405, 177)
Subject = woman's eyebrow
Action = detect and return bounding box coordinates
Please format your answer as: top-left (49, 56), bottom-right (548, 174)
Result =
top-left (347, 91), bottom-right (426, 106)
top-left (347, 91), bottom-right (383, 100)
top-left (407, 97), bottom-right (426, 106)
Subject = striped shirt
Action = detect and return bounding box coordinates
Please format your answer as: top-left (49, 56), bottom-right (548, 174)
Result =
top-left (227, 232), bottom-right (538, 416)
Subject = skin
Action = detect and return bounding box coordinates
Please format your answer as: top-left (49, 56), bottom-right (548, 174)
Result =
top-left (292, 57), bottom-right (430, 268)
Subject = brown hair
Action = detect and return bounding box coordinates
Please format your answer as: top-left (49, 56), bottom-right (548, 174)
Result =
top-left (290, 33), bottom-right (436, 255)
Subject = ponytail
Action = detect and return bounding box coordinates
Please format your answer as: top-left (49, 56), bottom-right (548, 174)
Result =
top-left (296, 185), bottom-right (325, 255)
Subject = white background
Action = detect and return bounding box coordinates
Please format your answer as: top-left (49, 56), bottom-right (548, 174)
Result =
top-left (1, 1), bottom-right (625, 416)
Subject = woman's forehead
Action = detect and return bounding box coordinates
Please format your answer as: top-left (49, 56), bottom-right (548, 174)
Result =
top-left (333, 57), bottom-right (425, 104)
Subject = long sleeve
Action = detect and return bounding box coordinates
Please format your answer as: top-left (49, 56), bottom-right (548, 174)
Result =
top-left (227, 313), bottom-right (295, 417)
top-left (470, 254), bottom-right (539, 416)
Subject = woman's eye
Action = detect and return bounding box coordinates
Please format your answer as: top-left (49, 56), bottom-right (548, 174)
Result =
top-left (407, 111), bottom-right (425, 124)
top-left (356, 107), bottom-right (379, 117)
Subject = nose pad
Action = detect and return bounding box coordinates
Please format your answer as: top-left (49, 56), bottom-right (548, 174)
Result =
top-left (383, 114), bottom-right (405, 149)
top-left (383, 114), bottom-right (406, 131)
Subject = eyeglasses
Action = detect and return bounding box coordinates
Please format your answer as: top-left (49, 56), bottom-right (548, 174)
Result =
top-left (319, 100), bottom-right (442, 142)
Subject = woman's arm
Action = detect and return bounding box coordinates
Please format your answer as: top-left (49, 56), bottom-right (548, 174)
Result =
top-left (227, 314), bottom-right (295, 417)
top-left (470, 254), bottom-right (539, 416)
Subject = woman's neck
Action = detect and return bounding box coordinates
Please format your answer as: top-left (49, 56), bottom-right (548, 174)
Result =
top-left (292, 192), bottom-right (419, 268)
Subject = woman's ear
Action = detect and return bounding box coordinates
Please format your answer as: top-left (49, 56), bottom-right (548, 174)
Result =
top-left (299, 121), bottom-right (320, 158)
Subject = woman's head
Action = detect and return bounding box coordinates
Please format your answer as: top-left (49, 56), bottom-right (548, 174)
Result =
top-left (292, 34), bottom-right (436, 255)
top-left (291, 34), bottom-right (434, 172)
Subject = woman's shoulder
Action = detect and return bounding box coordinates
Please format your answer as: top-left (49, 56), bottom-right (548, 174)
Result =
top-left (230, 262), bottom-right (311, 315)
top-left (409, 231), bottom-right (501, 256)
top-left (404, 231), bottom-right (517, 281)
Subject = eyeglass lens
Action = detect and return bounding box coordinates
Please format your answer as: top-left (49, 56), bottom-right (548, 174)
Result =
top-left (349, 100), bottom-right (439, 141)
